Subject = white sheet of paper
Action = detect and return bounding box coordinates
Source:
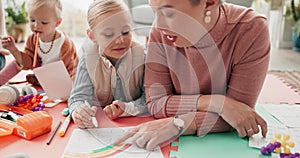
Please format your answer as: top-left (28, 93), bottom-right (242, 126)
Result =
top-left (33, 61), bottom-right (72, 100)
top-left (249, 104), bottom-right (300, 153)
top-left (62, 127), bottom-right (164, 158)
top-left (8, 70), bottom-right (32, 84)
top-left (40, 94), bottom-right (63, 107)
top-left (262, 104), bottom-right (300, 128)
top-left (249, 125), bottom-right (300, 153)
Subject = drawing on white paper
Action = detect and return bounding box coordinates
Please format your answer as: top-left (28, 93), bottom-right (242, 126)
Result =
top-left (62, 127), bottom-right (164, 158)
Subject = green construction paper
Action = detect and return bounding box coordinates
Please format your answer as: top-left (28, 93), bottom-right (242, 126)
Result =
top-left (170, 131), bottom-right (260, 158)
top-left (170, 104), bottom-right (282, 158)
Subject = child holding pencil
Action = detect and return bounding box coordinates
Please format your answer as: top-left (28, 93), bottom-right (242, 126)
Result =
top-left (0, 0), bottom-right (78, 86)
top-left (68, 0), bottom-right (148, 128)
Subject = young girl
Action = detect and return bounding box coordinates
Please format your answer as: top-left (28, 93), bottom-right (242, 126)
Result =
top-left (0, 0), bottom-right (78, 85)
top-left (68, 0), bottom-right (148, 128)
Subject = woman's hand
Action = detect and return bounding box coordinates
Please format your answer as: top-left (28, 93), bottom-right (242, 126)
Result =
top-left (103, 100), bottom-right (125, 119)
top-left (71, 103), bottom-right (98, 128)
top-left (197, 95), bottom-right (267, 137)
top-left (199, 95), bottom-right (267, 138)
top-left (221, 97), bottom-right (267, 137)
top-left (114, 117), bottom-right (179, 151)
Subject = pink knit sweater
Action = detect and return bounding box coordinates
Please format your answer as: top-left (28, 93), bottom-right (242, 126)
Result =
top-left (145, 3), bottom-right (270, 136)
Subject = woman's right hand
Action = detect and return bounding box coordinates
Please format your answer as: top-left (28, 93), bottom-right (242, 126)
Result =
top-left (71, 103), bottom-right (98, 128)
top-left (114, 117), bottom-right (177, 151)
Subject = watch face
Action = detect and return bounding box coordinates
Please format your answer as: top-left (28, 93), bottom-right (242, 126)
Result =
top-left (174, 118), bottom-right (184, 127)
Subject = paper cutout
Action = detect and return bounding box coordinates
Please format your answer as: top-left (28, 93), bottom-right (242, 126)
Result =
top-left (33, 61), bottom-right (72, 100)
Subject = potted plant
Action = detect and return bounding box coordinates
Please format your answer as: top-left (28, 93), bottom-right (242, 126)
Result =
top-left (285, 0), bottom-right (300, 51)
top-left (4, 0), bottom-right (28, 43)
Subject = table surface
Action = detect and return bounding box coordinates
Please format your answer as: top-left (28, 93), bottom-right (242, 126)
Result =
top-left (169, 74), bottom-right (300, 158)
top-left (1, 74), bottom-right (299, 158)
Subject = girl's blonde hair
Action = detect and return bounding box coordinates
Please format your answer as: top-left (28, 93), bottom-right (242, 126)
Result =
top-left (26, 0), bottom-right (62, 19)
top-left (87, 0), bottom-right (128, 29)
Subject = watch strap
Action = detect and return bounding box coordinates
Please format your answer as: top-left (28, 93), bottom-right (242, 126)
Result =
top-left (174, 115), bottom-right (184, 138)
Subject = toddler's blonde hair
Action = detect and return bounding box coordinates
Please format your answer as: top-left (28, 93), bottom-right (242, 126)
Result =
top-left (87, 0), bottom-right (128, 30)
top-left (27, 0), bottom-right (62, 19)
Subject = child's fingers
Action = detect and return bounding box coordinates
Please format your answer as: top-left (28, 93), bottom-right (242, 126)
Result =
top-left (72, 112), bottom-right (88, 128)
top-left (1, 36), bottom-right (14, 44)
top-left (112, 101), bottom-right (125, 111)
top-left (72, 104), bottom-right (95, 128)
top-left (110, 104), bottom-right (123, 119)
top-left (112, 100), bottom-right (120, 104)
top-left (77, 105), bottom-right (93, 120)
top-left (90, 106), bottom-right (98, 116)
top-left (73, 112), bottom-right (94, 128)
top-left (103, 106), bottom-right (113, 118)
top-left (75, 119), bottom-right (86, 128)
top-left (110, 104), bottom-right (119, 113)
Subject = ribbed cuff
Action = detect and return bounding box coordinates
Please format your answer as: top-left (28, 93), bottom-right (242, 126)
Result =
top-left (166, 95), bottom-right (198, 117)
top-left (120, 102), bottom-right (136, 117)
top-left (68, 100), bottom-right (85, 116)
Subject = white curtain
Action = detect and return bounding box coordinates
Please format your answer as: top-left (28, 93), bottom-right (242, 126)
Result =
top-left (0, 0), bottom-right (5, 35)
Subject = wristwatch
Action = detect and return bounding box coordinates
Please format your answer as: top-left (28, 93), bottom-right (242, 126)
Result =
top-left (173, 116), bottom-right (184, 137)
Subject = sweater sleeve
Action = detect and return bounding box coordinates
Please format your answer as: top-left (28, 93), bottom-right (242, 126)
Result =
top-left (226, 17), bottom-right (270, 108)
top-left (68, 54), bottom-right (98, 114)
top-left (193, 112), bottom-right (233, 136)
top-left (20, 34), bottom-right (38, 70)
top-left (121, 79), bottom-right (148, 117)
top-left (145, 29), bottom-right (198, 118)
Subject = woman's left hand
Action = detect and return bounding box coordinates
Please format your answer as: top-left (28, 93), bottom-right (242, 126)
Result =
top-left (219, 96), bottom-right (267, 138)
top-left (198, 95), bottom-right (267, 138)
top-left (114, 117), bottom-right (179, 151)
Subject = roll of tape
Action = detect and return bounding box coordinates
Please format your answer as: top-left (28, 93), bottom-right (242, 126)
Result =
top-left (21, 86), bottom-right (38, 96)
top-left (0, 85), bottom-right (20, 105)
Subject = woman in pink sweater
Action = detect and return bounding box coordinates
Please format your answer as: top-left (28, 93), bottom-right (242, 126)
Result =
top-left (116, 0), bottom-right (270, 150)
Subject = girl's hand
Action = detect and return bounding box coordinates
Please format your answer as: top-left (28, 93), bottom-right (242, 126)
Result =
top-left (103, 100), bottom-right (125, 119)
top-left (72, 103), bottom-right (97, 128)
